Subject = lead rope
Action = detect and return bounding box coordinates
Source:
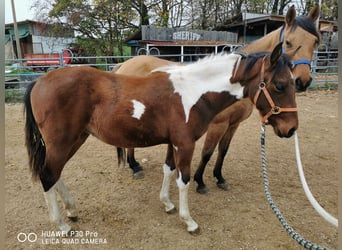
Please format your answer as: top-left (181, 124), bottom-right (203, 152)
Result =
top-left (260, 124), bottom-right (330, 250)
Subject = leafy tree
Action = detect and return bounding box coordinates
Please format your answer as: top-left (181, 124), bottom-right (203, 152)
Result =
top-left (31, 0), bottom-right (337, 57)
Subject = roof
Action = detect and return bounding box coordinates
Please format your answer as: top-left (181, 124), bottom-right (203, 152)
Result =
top-left (140, 40), bottom-right (241, 46)
top-left (215, 13), bottom-right (285, 31)
top-left (4, 19), bottom-right (75, 43)
top-left (5, 21), bottom-right (32, 43)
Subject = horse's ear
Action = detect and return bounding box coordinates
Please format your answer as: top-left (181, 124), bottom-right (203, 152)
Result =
top-left (285, 5), bottom-right (296, 26)
top-left (307, 5), bottom-right (320, 22)
top-left (270, 43), bottom-right (283, 68)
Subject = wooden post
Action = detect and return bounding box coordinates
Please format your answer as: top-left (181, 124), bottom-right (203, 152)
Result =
top-left (10, 0), bottom-right (23, 63)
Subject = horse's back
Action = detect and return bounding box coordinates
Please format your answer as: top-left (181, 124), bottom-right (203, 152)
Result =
top-left (115, 55), bottom-right (178, 76)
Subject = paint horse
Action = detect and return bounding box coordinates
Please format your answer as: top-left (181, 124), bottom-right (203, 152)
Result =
top-left (25, 43), bottom-right (297, 234)
top-left (114, 5), bottom-right (320, 193)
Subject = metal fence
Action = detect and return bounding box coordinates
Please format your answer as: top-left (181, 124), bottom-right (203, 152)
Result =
top-left (4, 48), bottom-right (338, 92)
top-left (311, 46), bottom-right (338, 87)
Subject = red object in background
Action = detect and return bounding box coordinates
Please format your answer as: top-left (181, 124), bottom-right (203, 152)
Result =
top-left (24, 49), bottom-right (72, 66)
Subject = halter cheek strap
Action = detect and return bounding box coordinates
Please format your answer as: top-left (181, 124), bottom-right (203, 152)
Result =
top-left (253, 57), bottom-right (298, 124)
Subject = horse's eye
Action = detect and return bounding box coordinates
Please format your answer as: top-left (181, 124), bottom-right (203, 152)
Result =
top-left (285, 40), bottom-right (292, 48)
top-left (275, 82), bottom-right (285, 92)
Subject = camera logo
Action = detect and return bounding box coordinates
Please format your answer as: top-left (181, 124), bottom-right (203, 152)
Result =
top-left (17, 232), bottom-right (38, 243)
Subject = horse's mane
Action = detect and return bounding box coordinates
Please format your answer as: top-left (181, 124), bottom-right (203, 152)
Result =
top-left (289, 16), bottom-right (321, 43)
top-left (237, 51), bottom-right (293, 76)
top-left (153, 51), bottom-right (292, 79)
top-left (152, 52), bottom-right (238, 73)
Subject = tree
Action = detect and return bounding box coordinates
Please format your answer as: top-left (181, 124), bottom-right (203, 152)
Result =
top-left (31, 0), bottom-right (337, 57)
top-left (32, 0), bottom-right (139, 58)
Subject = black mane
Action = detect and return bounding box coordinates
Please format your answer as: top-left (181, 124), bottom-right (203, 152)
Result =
top-left (237, 51), bottom-right (292, 76)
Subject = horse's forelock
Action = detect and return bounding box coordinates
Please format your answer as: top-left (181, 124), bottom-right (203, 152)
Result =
top-left (290, 16), bottom-right (320, 43)
top-left (240, 52), bottom-right (291, 78)
top-left (273, 54), bottom-right (293, 75)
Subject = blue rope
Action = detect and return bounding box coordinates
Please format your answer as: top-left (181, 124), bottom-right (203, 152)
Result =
top-left (260, 124), bottom-right (330, 250)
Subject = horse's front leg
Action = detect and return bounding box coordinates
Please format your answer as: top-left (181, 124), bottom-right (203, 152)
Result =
top-left (213, 123), bottom-right (240, 190)
top-left (194, 122), bottom-right (226, 194)
top-left (174, 143), bottom-right (199, 233)
top-left (160, 144), bottom-right (176, 213)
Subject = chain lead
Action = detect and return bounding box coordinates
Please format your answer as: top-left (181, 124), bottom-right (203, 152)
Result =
top-left (260, 124), bottom-right (329, 250)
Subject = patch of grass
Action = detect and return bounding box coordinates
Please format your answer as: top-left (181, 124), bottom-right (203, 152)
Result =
top-left (309, 83), bottom-right (338, 91)
top-left (5, 89), bottom-right (25, 103)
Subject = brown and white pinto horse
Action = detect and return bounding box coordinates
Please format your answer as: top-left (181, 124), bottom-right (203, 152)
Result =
top-left (25, 43), bottom-right (297, 233)
top-left (114, 5), bottom-right (320, 193)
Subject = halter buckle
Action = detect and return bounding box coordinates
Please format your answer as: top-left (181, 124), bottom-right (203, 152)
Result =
top-left (271, 106), bottom-right (281, 115)
top-left (259, 82), bottom-right (266, 89)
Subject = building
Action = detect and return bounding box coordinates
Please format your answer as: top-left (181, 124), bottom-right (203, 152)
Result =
top-left (5, 20), bottom-right (75, 61)
top-left (126, 25), bottom-right (240, 63)
top-left (215, 12), bottom-right (338, 50)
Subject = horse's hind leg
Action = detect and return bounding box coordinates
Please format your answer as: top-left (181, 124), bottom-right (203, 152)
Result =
top-left (54, 179), bottom-right (77, 221)
top-left (127, 148), bottom-right (144, 179)
top-left (42, 133), bottom-right (89, 233)
top-left (44, 179), bottom-right (73, 233)
top-left (159, 144), bottom-right (176, 213)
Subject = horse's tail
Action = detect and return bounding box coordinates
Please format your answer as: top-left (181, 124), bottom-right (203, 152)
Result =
top-left (24, 81), bottom-right (46, 180)
top-left (116, 147), bottom-right (126, 167)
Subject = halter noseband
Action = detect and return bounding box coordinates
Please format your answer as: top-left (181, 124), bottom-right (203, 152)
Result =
top-left (253, 57), bottom-right (297, 124)
top-left (279, 26), bottom-right (312, 68)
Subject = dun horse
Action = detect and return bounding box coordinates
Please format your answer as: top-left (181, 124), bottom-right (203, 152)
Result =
top-left (25, 44), bottom-right (297, 233)
top-left (114, 5), bottom-right (320, 193)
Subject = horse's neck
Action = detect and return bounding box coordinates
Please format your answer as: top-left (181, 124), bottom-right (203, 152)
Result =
top-left (241, 27), bottom-right (282, 53)
top-left (163, 54), bottom-right (244, 122)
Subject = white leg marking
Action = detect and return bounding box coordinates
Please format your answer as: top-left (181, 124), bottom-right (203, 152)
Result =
top-left (160, 164), bottom-right (175, 212)
top-left (44, 181), bottom-right (72, 233)
top-left (54, 179), bottom-right (77, 218)
top-left (176, 172), bottom-right (199, 232)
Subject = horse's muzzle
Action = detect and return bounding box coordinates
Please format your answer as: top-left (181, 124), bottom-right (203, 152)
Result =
top-left (278, 127), bottom-right (296, 138)
top-left (295, 77), bottom-right (312, 92)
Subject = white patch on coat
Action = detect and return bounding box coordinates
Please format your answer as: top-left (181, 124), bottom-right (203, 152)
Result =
top-left (154, 53), bottom-right (244, 122)
top-left (131, 100), bottom-right (146, 119)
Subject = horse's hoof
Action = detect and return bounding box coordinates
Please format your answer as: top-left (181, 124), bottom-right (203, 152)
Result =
top-left (166, 207), bottom-right (177, 214)
top-left (196, 186), bottom-right (209, 194)
top-left (189, 226), bottom-right (201, 235)
top-left (68, 216), bottom-right (78, 222)
top-left (67, 228), bottom-right (76, 237)
top-left (133, 171), bottom-right (144, 179)
top-left (217, 182), bottom-right (229, 191)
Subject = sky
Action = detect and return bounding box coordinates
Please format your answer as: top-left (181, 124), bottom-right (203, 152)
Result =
top-left (5, 0), bottom-right (35, 24)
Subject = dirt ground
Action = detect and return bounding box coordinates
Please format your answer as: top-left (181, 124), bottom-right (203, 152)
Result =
top-left (4, 90), bottom-right (338, 250)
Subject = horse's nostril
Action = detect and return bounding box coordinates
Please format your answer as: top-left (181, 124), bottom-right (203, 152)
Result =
top-left (295, 77), bottom-right (312, 92)
top-left (287, 127), bottom-right (296, 138)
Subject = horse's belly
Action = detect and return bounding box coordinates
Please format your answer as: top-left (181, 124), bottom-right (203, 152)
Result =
top-left (88, 116), bottom-right (168, 148)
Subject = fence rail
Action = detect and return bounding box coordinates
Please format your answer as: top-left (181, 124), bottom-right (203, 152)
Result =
top-left (4, 49), bottom-right (338, 91)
